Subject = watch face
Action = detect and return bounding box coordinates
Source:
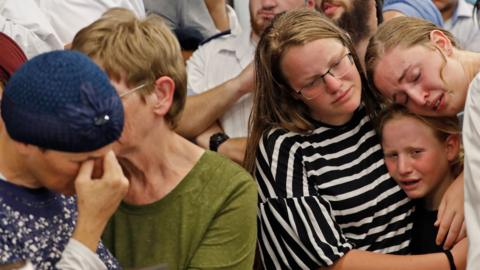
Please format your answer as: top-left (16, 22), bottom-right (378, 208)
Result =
top-left (209, 132), bottom-right (230, 151)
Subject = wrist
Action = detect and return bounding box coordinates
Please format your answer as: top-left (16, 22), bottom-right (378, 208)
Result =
top-left (73, 214), bottom-right (107, 252)
top-left (443, 250), bottom-right (456, 270)
top-left (209, 132), bottom-right (229, 152)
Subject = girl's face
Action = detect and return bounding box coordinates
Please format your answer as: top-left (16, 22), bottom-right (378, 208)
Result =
top-left (281, 38), bottom-right (362, 126)
top-left (373, 36), bottom-right (469, 117)
top-left (381, 116), bottom-right (459, 207)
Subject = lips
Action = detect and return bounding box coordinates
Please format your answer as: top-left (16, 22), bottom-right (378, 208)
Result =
top-left (432, 93), bottom-right (444, 112)
top-left (399, 179), bottom-right (420, 191)
top-left (332, 87), bottom-right (351, 104)
top-left (322, 2), bottom-right (340, 17)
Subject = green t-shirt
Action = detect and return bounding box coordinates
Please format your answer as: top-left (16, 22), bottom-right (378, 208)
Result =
top-left (102, 151), bottom-right (257, 269)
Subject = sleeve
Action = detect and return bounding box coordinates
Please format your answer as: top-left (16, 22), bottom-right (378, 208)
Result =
top-left (0, 0), bottom-right (63, 59)
top-left (255, 130), bottom-right (353, 269)
top-left (186, 44), bottom-right (208, 96)
top-left (56, 239), bottom-right (107, 270)
top-left (188, 170), bottom-right (258, 269)
top-left (464, 74), bottom-right (480, 270)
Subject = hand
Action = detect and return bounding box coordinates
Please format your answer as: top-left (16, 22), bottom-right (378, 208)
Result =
top-left (435, 172), bottom-right (465, 249)
top-left (233, 62), bottom-right (255, 96)
top-left (73, 150), bottom-right (129, 251)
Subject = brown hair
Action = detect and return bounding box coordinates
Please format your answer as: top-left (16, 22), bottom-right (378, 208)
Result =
top-left (377, 103), bottom-right (463, 177)
top-left (244, 8), bottom-right (377, 173)
top-left (365, 16), bottom-right (457, 104)
top-left (71, 8), bottom-right (186, 128)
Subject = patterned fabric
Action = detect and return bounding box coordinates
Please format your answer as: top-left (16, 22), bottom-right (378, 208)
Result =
top-left (255, 106), bottom-right (414, 269)
top-left (0, 178), bottom-right (119, 270)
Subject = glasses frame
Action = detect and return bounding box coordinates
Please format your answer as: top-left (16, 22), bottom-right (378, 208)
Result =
top-left (119, 83), bottom-right (148, 98)
top-left (296, 52), bottom-right (354, 100)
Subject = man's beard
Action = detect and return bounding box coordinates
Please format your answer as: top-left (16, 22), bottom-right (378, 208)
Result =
top-left (250, 16), bottom-right (269, 37)
top-left (335, 0), bottom-right (372, 44)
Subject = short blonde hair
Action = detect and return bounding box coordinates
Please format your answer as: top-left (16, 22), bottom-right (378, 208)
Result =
top-left (71, 8), bottom-right (186, 128)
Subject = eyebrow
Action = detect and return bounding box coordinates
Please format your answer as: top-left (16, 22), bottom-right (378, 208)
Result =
top-left (397, 65), bottom-right (410, 83)
top-left (303, 49), bottom-right (347, 83)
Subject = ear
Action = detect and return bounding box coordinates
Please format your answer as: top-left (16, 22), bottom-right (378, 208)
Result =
top-left (429, 30), bottom-right (453, 56)
top-left (445, 134), bottom-right (460, 162)
top-left (150, 76), bottom-right (175, 117)
top-left (12, 141), bottom-right (40, 156)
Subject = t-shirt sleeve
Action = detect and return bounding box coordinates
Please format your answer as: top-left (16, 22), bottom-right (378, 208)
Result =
top-left (255, 130), bottom-right (353, 269)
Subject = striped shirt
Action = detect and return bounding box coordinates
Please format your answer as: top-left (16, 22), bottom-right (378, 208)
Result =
top-left (255, 106), bottom-right (414, 269)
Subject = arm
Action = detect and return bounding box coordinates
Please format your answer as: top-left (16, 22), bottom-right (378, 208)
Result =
top-left (189, 170), bottom-right (257, 269)
top-left (463, 74), bottom-right (480, 270)
top-left (195, 122), bottom-right (246, 164)
top-left (72, 151), bottom-right (129, 252)
top-left (327, 238), bottom-right (467, 270)
top-left (176, 62), bottom-right (255, 139)
top-left (435, 171), bottom-right (465, 249)
top-left (56, 239), bottom-right (107, 270)
top-left (204, 0), bottom-right (229, 31)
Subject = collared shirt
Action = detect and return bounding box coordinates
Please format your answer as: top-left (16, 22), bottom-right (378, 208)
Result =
top-left (186, 6), bottom-right (255, 138)
top-left (444, 0), bottom-right (480, 52)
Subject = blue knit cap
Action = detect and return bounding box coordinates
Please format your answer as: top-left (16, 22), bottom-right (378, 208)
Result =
top-left (383, 0), bottom-right (444, 27)
top-left (1, 50), bottom-right (124, 152)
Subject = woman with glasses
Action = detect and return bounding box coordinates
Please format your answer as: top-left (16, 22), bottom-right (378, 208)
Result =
top-left (244, 9), bottom-right (466, 269)
top-left (365, 15), bottom-right (480, 270)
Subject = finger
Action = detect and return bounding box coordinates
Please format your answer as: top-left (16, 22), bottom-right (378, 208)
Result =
top-left (75, 159), bottom-right (95, 184)
top-left (101, 150), bottom-right (122, 178)
top-left (442, 213), bottom-right (463, 249)
top-left (455, 222), bottom-right (467, 244)
top-left (435, 198), bottom-right (447, 227)
top-left (436, 209), bottom-right (455, 245)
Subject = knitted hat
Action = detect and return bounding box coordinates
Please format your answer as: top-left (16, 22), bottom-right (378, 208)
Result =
top-left (0, 33), bottom-right (28, 84)
top-left (383, 0), bottom-right (444, 27)
top-left (1, 50), bottom-right (124, 152)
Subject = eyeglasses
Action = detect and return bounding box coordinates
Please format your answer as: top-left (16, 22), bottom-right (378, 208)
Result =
top-left (296, 52), bottom-right (354, 100)
top-left (119, 83), bottom-right (148, 98)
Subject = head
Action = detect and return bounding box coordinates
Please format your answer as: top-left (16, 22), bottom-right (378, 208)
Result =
top-left (1, 50), bottom-right (124, 195)
top-left (378, 104), bottom-right (461, 208)
top-left (72, 8), bottom-right (186, 153)
top-left (365, 16), bottom-right (469, 117)
top-left (249, 0), bottom-right (315, 37)
top-left (245, 8), bottom-right (369, 172)
top-left (315, 0), bottom-right (378, 44)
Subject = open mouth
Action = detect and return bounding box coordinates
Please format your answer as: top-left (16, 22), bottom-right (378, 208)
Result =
top-left (432, 93), bottom-right (444, 111)
top-left (322, 2), bottom-right (340, 17)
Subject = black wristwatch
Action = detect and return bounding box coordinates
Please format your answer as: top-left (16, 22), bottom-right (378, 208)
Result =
top-left (209, 132), bottom-right (229, 152)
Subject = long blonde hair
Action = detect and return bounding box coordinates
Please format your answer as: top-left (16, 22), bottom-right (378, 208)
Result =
top-left (244, 9), bottom-right (375, 174)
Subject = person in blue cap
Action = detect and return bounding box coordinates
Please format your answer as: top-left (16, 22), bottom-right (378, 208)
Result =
top-left (0, 50), bottom-right (128, 269)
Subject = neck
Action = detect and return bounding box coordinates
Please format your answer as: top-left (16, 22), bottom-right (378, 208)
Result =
top-left (118, 128), bottom-right (204, 205)
top-left (458, 50), bottom-right (480, 82)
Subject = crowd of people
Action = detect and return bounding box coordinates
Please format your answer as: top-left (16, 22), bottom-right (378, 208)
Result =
top-left (0, 0), bottom-right (479, 269)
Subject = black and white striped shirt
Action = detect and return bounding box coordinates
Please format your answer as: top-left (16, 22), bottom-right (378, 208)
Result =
top-left (255, 106), bottom-right (414, 269)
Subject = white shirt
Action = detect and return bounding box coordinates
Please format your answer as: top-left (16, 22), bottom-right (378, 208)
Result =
top-left (0, 0), bottom-right (63, 59)
top-left (35, 0), bottom-right (146, 45)
top-left (464, 73), bottom-right (480, 270)
top-left (444, 0), bottom-right (480, 52)
top-left (186, 6), bottom-right (255, 138)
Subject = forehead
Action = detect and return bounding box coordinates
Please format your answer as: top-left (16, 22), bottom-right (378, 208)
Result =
top-left (48, 144), bottom-right (112, 161)
top-left (281, 38), bottom-right (345, 74)
top-left (372, 46), bottom-right (417, 92)
top-left (382, 116), bottom-right (436, 141)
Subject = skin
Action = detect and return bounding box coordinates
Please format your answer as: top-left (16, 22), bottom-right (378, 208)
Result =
top-left (432, 0), bottom-right (458, 21)
top-left (373, 31), bottom-right (470, 117)
top-left (281, 38), bottom-right (362, 125)
top-left (315, 0), bottom-right (352, 20)
top-left (382, 116), bottom-right (458, 210)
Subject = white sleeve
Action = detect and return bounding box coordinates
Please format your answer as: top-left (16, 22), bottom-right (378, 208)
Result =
top-left (56, 239), bottom-right (107, 270)
top-left (464, 73), bottom-right (480, 270)
top-left (0, 0), bottom-right (63, 59)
